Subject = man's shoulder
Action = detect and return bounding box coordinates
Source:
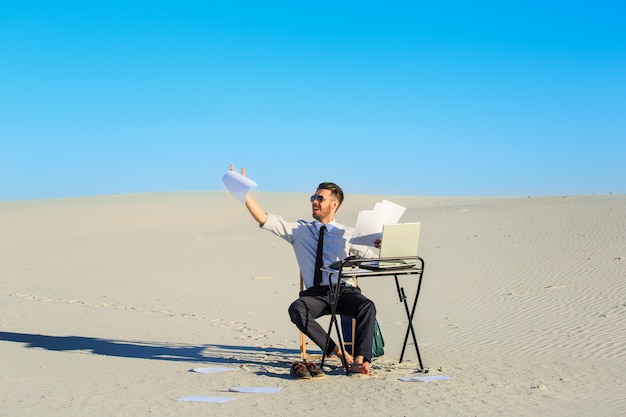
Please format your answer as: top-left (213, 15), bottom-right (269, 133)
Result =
top-left (264, 214), bottom-right (315, 228)
top-left (329, 221), bottom-right (353, 234)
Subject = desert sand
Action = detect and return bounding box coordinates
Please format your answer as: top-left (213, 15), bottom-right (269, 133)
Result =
top-left (1, 191), bottom-right (624, 416)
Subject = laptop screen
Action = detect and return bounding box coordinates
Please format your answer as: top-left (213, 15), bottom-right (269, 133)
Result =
top-left (379, 222), bottom-right (421, 260)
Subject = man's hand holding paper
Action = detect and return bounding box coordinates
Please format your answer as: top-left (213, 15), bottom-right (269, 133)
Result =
top-left (222, 165), bottom-right (257, 204)
top-left (350, 200), bottom-right (406, 247)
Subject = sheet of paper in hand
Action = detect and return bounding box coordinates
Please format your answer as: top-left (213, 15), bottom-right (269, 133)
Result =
top-left (350, 199), bottom-right (406, 246)
top-left (222, 170), bottom-right (257, 204)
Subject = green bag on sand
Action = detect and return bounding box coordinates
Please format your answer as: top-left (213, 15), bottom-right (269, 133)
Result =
top-left (372, 319), bottom-right (385, 358)
top-left (341, 316), bottom-right (385, 358)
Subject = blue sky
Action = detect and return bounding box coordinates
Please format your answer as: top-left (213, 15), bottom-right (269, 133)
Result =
top-left (1, 0), bottom-right (625, 201)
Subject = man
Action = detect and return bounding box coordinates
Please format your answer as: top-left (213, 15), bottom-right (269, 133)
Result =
top-left (231, 165), bottom-right (377, 377)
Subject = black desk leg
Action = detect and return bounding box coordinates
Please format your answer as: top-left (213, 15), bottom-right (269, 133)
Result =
top-left (320, 316), bottom-right (333, 367)
top-left (400, 286), bottom-right (423, 369)
top-left (320, 282), bottom-right (351, 375)
top-left (395, 275), bottom-right (424, 369)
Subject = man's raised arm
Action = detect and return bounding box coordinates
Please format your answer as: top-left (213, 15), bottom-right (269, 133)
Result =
top-left (229, 164), bottom-right (268, 226)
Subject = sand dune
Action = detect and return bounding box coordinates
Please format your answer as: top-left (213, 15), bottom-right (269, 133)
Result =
top-left (1, 192), bottom-right (624, 416)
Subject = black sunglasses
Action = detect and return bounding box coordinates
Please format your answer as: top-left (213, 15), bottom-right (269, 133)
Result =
top-left (310, 195), bottom-right (325, 203)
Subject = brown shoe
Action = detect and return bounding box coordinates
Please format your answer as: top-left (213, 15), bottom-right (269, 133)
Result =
top-left (290, 362), bottom-right (312, 380)
top-left (304, 361), bottom-right (326, 378)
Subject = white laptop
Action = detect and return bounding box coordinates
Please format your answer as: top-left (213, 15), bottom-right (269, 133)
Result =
top-left (360, 222), bottom-right (421, 270)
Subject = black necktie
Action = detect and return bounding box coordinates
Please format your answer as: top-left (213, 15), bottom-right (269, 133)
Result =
top-left (313, 225), bottom-right (326, 287)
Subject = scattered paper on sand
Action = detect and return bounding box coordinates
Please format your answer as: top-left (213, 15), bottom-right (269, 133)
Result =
top-left (176, 395), bottom-right (234, 403)
top-left (229, 387), bottom-right (281, 394)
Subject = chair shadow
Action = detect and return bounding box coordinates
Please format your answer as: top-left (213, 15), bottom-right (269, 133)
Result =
top-left (0, 330), bottom-right (302, 370)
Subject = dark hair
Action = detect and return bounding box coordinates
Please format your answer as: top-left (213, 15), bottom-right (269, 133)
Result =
top-left (317, 182), bottom-right (344, 206)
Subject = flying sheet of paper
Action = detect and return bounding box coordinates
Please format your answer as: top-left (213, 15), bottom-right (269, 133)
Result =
top-left (228, 387), bottom-right (281, 394)
top-left (221, 170), bottom-right (257, 204)
top-left (399, 375), bottom-right (454, 382)
top-left (350, 199), bottom-right (406, 246)
top-left (191, 367), bottom-right (236, 374)
top-left (176, 395), bottom-right (235, 403)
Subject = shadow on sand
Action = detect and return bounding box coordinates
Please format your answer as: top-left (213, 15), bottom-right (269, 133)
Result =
top-left (0, 331), bottom-right (307, 370)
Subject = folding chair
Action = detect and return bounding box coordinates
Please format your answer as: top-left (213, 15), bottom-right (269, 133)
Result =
top-left (299, 274), bottom-right (356, 360)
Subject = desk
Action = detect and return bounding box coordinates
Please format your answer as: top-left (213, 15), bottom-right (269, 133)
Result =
top-left (320, 256), bottom-right (425, 374)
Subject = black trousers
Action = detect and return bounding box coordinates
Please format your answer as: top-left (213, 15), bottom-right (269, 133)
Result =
top-left (288, 285), bottom-right (377, 363)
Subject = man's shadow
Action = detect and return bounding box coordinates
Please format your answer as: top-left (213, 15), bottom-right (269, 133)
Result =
top-left (0, 331), bottom-right (306, 374)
